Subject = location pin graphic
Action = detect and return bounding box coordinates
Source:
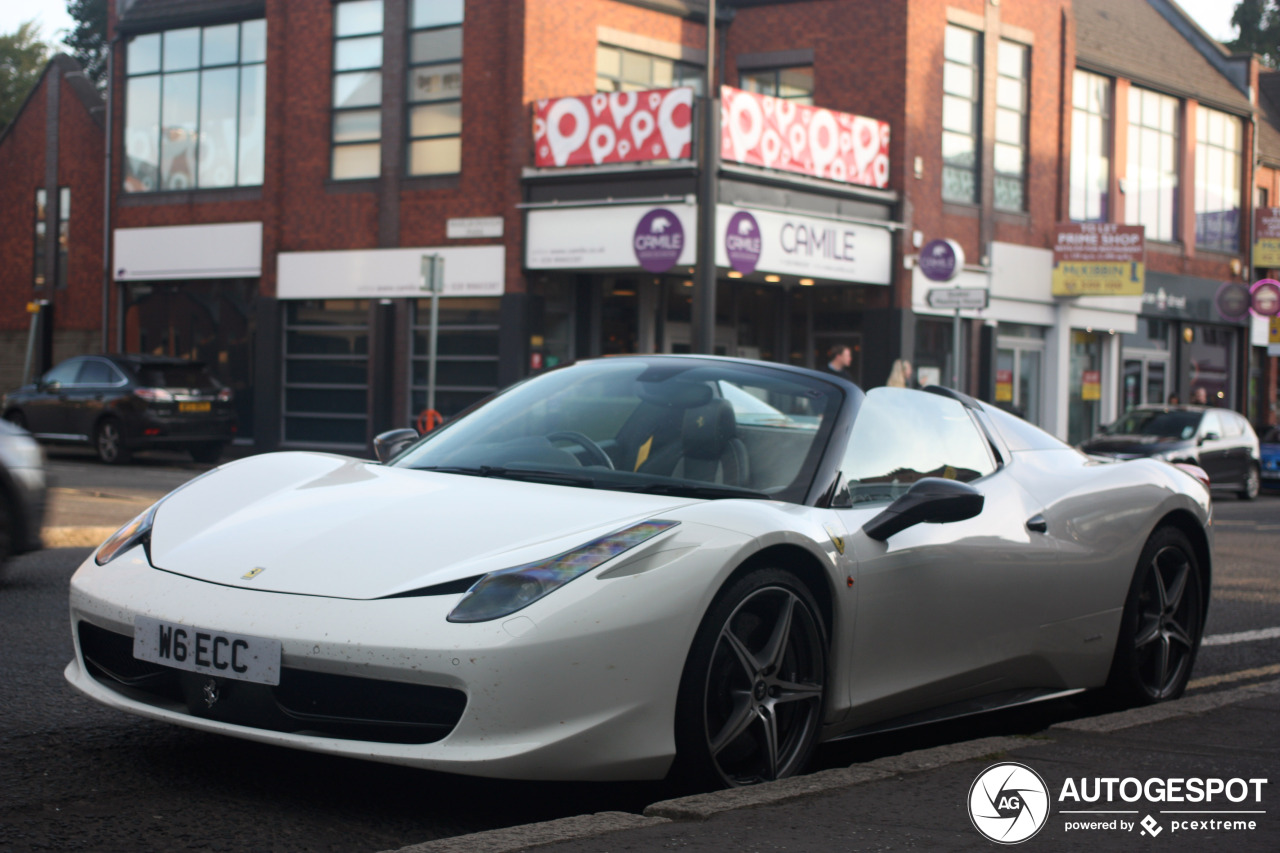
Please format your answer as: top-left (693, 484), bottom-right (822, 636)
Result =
top-left (609, 91), bottom-right (637, 128)
top-left (545, 98), bottom-right (589, 166)
top-left (658, 88), bottom-right (694, 158)
top-left (726, 89), bottom-right (763, 163)
top-left (589, 124), bottom-right (616, 164)
top-left (808, 109), bottom-right (839, 176)
top-left (630, 110), bottom-right (655, 149)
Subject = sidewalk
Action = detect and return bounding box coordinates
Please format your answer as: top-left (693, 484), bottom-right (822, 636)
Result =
top-left (393, 680), bottom-right (1280, 853)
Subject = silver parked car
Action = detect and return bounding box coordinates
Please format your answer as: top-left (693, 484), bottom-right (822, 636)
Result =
top-left (0, 419), bottom-right (46, 567)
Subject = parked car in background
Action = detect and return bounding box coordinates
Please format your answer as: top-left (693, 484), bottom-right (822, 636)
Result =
top-left (1261, 426), bottom-right (1280, 494)
top-left (2, 355), bottom-right (236, 465)
top-left (1079, 405), bottom-right (1260, 500)
top-left (0, 418), bottom-right (46, 566)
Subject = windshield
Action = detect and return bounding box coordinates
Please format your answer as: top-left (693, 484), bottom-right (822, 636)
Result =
top-left (393, 358), bottom-right (843, 503)
top-left (1106, 410), bottom-right (1201, 440)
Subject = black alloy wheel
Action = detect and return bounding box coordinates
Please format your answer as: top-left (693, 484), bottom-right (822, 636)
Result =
top-left (672, 568), bottom-right (827, 789)
top-left (1103, 526), bottom-right (1204, 706)
top-left (95, 418), bottom-right (131, 465)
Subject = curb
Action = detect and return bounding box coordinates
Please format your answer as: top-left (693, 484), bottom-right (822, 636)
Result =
top-left (382, 677), bottom-right (1280, 853)
top-left (41, 526), bottom-right (116, 549)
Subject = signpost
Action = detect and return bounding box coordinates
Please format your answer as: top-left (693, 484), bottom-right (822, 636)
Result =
top-left (926, 287), bottom-right (989, 310)
top-left (420, 254), bottom-right (445, 415)
top-left (919, 239), bottom-right (973, 389)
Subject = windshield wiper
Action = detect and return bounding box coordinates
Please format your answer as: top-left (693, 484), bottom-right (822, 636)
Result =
top-left (619, 482), bottom-right (770, 500)
top-left (416, 465), bottom-right (598, 488)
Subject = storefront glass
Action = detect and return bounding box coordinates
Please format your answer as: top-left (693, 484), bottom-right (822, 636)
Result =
top-left (410, 297), bottom-right (501, 419)
top-left (995, 323), bottom-right (1045, 425)
top-left (1121, 318), bottom-right (1171, 409)
top-left (914, 317), bottom-right (962, 391)
top-left (1068, 329), bottom-right (1102, 445)
top-left (281, 299), bottom-right (369, 446)
top-left (1186, 323), bottom-right (1235, 407)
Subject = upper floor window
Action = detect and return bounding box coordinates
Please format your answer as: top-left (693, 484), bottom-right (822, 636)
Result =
top-left (34, 187), bottom-right (69, 288)
top-left (1070, 69), bottom-right (1111, 222)
top-left (1194, 106), bottom-right (1242, 252)
top-left (407, 0), bottom-right (464, 176)
top-left (332, 0), bottom-right (384, 180)
top-left (942, 25), bottom-right (981, 205)
top-left (123, 21), bottom-right (267, 192)
top-left (596, 44), bottom-right (703, 95)
top-left (994, 40), bottom-right (1028, 211)
top-left (740, 67), bottom-right (813, 105)
top-left (1125, 87), bottom-right (1179, 242)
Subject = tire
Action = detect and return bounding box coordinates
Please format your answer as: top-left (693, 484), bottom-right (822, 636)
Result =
top-left (1238, 463), bottom-right (1260, 501)
top-left (190, 442), bottom-right (224, 464)
top-left (94, 418), bottom-right (131, 465)
top-left (670, 568), bottom-right (828, 790)
top-left (1100, 526), bottom-right (1204, 708)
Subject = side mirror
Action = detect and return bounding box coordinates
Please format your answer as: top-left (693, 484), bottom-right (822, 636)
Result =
top-left (863, 477), bottom-right (985, 542)
top-left (1198, 432), bottom-right (1220, 445)
top-left (39, 379), bottom-right (59, 391)
top-left (373, 428), bottom-right (420, 463)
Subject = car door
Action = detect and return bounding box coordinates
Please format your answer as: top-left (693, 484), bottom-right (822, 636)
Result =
top-left (831, 389), bottom-right (1060, 727)
top-left (22, 358), bottom-right (84, 437)
top-left (64, 358), bottom-right (127, 440)
top-left (1195, 410), bottom-right (1231, 486)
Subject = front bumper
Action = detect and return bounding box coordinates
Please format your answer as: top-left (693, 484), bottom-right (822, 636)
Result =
top-left (66, 529), bottom-right (744, 780)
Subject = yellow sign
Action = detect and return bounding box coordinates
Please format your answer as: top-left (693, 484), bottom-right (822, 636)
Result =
top-left (1052, 261), bottom-right (1146, 296)
top-left (1255, 207), bottom-right (1280, 268)
top-left (1255, 238), bottom-right (1280, 269)
top-left (1082, 370), bottom-right (1101, 401)
top-left (995, 369), bottom-right (1013, 402)
top-left (1271, 316), bottom-right (1280, 345)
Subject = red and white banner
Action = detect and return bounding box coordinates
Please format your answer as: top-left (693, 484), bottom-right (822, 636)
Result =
top-left (533, 88), bottom-right (694, 168)
top-left (719, 86), bottom-right (890, 188)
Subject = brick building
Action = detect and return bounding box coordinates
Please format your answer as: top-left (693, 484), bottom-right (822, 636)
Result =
top-left (3, 0), bottom-right (1275, 453)
top-left (0, 55), bottom-right (105, 392)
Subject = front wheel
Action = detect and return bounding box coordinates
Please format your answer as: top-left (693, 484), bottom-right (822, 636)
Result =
top-left (1101, 526), bottom-right (1204, 707)
top-left (671, 568), bottom-right (827, 790)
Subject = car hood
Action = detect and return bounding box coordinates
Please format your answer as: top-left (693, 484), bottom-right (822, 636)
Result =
top-left (147, 451), bottom-right (699, 600)
top-left (1078, 435), bottom-right (1189, 455)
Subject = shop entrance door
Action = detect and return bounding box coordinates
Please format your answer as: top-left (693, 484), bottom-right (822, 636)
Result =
top-left (996, 345), bottom-right (1043, 425)
top-left (1122, 356), bottom-right (1169, 409)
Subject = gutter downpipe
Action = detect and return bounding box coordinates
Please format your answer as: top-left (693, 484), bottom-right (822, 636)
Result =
top-left (101, 37), bottom-right (119, 353)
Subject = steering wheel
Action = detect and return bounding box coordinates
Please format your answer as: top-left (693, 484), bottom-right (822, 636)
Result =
top-left (546, 431), bottom-right (615, 469)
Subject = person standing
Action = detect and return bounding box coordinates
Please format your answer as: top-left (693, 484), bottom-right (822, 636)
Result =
top-left (825, 345), bottom-right (853, 380)
top-left (886, 358), bottom-right (914, 388)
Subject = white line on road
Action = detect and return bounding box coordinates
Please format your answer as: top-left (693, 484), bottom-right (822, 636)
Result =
top-left (1202, 627), bottom-right (1280, 646)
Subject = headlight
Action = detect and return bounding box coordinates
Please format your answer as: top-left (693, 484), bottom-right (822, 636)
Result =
top-left (94, 468), bottom-right (220, 566)
top-left (447, 520), bottom-right (679, 623)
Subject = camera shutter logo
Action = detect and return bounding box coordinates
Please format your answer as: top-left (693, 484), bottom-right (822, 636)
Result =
top-left (968, 762), bottom-right (1050, 844)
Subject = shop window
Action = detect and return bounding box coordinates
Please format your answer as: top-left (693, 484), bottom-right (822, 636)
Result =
top-left (410, 297), bottom-right (500, 420)
top-left (332, 0), bottom-right (384, 180)
top-left (283, 300), bottom-right (370, 446)
top-left (595, 44), bottom-right (703, 94)
top-left (1068, 330), bottom-right (1102, 445)
top-left (994, 40), bottom-right (1027, 212)
top-left (123, 20), bottom-right (267, 191)
top-left (1070, 69), bottom-right (1111, 222)
top-left (942, 25), bottom-right (981, 204)
top-left (1125, 87), bottom-right (1179, 242)
top-left (407, 0), bottom-right (463, 175)
top-left (1194, 106), bottom-right (1242, 252)
top-left (740, 67), bottom-right (813, 105)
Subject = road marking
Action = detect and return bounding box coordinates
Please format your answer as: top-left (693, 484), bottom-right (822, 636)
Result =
top-left (1187, 663), bottom-right (1280, 691)
top-left (1202, 627), bottom-right (1280, 646)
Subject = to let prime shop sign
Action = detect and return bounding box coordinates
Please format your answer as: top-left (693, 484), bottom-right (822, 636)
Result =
top-left (1051, 223), bottom-right (1145, 297)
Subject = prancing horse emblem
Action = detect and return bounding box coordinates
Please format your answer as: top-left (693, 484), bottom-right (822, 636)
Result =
top-left (242, 567), bottom-right (265, 580)
top-left (202, 678), bottom-right (220, 708)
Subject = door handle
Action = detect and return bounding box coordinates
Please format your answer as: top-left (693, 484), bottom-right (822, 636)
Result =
top-left (1026, 514), bottom-right (1048, 534)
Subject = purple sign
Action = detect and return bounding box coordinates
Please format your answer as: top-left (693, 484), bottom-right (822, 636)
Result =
top-left (1251, 279), bottom-right (1280, 317)
top-left (1215, 281), bottom-right (1251, 320)
top-left (919, 239), bottom-right (964, 282)
top-left (634, 208), bottom-right (684, 273)
top-left (725, 210), bottom-right (762, 274)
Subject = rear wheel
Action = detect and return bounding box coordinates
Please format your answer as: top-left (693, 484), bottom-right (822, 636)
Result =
top-left (1101, 527), bottom-right (1203, 707)
top-left (95, 418), bottom-right (131, 465)
top-left (1238, 463), bottom-right (1260, 500)
top-left (671, 568), bottom-right (827, 790)
top-left (190, 442), bottom-right (224, 464)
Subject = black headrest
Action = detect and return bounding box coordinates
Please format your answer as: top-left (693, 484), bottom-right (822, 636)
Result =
top-left (682, 398), bottom-right (736, 459)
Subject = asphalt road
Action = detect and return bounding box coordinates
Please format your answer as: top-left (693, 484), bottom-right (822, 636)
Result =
top-left (1, 453), bottom-right (1277, 852)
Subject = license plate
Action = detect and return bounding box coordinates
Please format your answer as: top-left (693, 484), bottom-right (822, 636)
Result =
top-left (133, 616), bottom-right (281, 685)
top-left (179, 401), bottom-right (212, 413)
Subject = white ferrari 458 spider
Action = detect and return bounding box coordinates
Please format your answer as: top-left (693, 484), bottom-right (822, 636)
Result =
top-left (66, 355), bottom-right (1211, 788)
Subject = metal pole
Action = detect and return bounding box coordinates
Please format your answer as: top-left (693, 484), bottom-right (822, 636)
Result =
top-left (693, 0), bottom-right (718, 354)
top-left (952, 308), bottom-right (962, 390)
top-left (422, 254), bottom-right (444, 413)
top-left (21, 302), bottom-right (43, 386)
top-left (102, 38), bottom-right (116, 352)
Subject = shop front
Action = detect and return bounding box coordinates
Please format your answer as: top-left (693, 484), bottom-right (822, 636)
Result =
top-left (523, 200), bottom-right (895, 381)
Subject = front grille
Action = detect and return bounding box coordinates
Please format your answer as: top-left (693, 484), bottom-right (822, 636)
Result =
top-left (78, 622), bottom-right (466, 745)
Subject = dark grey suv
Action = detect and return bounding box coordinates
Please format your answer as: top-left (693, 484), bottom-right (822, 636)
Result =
top-left (2, 355), bottom-right (236, 465)
top-left (1079, 405), bottom-right (1261, 499)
